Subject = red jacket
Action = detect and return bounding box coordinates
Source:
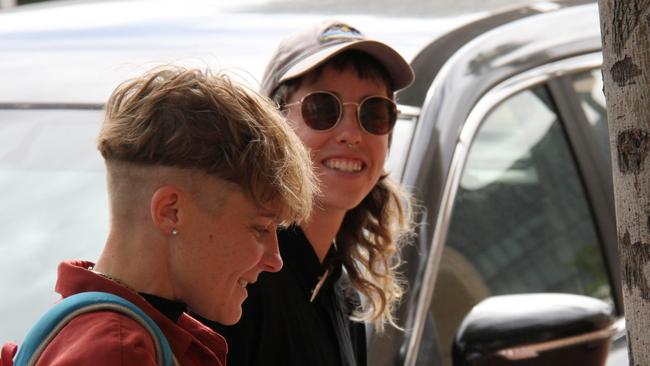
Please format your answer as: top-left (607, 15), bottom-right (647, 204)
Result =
top-left (1, 260), bottom-right (227, 366)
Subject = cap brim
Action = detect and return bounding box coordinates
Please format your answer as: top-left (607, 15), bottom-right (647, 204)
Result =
top-left (279, 40), bottom-right (414, 91)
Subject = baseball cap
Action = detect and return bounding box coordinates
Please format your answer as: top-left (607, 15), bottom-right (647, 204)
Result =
top-left (260, 21), bottom-right (415, 97)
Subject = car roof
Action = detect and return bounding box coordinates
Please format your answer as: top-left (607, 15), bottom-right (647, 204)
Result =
top-left (398, 0), bottom-right (597, 107)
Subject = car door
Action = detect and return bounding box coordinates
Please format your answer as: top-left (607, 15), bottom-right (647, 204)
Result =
top-left (415, 53), bottom-right (624, 366)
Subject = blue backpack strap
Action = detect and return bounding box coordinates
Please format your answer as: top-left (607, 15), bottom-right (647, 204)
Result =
top-left (14, 291), bottom-right (176, 366)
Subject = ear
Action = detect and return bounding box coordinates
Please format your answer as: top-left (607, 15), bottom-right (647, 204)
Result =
top-left (150, 185), bottom-right (182, 236)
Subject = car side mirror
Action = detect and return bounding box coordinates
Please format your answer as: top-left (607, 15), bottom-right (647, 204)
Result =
top-left (452, 293), bottom-right (615, 366)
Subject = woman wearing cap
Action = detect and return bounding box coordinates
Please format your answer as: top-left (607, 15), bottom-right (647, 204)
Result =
top-left (203, 21), bottom-right (414, 366)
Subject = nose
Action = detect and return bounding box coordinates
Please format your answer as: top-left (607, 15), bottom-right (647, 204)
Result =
top-left (335, 103), bottom-right (362, 146)
top-left (260, 233), bottom-right (283, 272)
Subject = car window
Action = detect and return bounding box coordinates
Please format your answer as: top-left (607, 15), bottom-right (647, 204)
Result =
top-left (386, 112), bottom-right (418, 180)
top-left (0, 109), bottom-right (108, 342)
top-left (429, 86), bottom-right (613, 366)
top-left (572, 69), bottom-right (611, 168)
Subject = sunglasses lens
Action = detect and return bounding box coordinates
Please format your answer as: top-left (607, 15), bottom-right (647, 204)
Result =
top-left (359, 97), bottom-right (397, 135)
top-left (301, 92), bottom-right (341, 131)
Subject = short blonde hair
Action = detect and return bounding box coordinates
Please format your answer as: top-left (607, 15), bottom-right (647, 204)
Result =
top-left (98, 66), bottom-right (317, 224)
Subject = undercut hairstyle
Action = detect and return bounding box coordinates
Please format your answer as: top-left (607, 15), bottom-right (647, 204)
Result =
top-left (271, 51), bottom-right (413, 332)
top-left (98, 66), bottom-right (317, 225)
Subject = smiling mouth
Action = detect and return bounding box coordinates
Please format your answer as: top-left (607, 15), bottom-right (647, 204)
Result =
top-left (238, 278), bottom-right (249, 288)
top-left (323, 158), bottom-right (363, 173)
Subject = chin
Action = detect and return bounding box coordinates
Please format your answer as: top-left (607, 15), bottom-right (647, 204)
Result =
top-left (323, 195), bottom-right (367, 211)
top-left (214, 310), bottom-right (242, 326)
top-left (193, 306), bottom-right (242, 325)
top-left (218, 317), bottom-right (241, 326)
top-left (324, 186), bottom-right (374, 207)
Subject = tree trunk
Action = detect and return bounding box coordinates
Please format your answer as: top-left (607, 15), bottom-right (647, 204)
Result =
top-left (597, 1), bottom-right (650, 365)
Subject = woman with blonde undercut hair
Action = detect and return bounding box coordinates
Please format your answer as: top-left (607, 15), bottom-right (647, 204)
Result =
top-left (1, 66), bottom-right (317, 366)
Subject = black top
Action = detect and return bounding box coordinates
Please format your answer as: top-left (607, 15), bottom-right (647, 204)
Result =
top-left (201, 226), bottom-right (367, 366)
top-left (140, 292), bottom-right (187, 323)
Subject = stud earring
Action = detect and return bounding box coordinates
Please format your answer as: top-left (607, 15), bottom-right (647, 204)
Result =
top-left (171, 228), bottom-right (178, 236)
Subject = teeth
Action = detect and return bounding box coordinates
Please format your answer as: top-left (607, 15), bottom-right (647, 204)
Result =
top-left (238, 279), bottom-right (248, 288)
top-left (324, 159), bottom-right (362, 172)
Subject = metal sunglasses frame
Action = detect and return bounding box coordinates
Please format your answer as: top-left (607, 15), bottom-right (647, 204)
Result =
top-left (284, 90), bottom-right (398, 135)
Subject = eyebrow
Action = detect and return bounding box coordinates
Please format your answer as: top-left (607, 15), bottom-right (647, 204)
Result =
top-left (316, 88), bottom-right (390, 101)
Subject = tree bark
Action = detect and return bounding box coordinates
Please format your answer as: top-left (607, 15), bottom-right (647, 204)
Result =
top-left (597, 1), bottom-right (650, 365)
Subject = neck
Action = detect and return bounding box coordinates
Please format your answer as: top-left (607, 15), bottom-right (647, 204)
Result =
top-left (301, 207), bottom-right (346, 263)
top-left (94, 229), bottom-right (172, 298)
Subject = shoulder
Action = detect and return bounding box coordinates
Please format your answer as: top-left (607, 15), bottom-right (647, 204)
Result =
top-left (37, 311), bottom-right (157, 366)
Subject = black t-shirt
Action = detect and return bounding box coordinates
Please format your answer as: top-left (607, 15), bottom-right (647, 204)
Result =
top-left (201, 226), bottom-right (367, 366)
top-left (140, 292), bottom-right (186, 323)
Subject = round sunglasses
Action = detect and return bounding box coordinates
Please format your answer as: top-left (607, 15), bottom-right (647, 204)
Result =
top-left (284, 91), bottom-right (398, 135)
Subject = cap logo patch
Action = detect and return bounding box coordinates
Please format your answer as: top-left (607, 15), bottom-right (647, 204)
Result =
top-left (319, 24), bottom-right (364, 43)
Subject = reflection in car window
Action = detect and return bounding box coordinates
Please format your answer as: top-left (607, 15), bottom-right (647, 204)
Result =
top-left (0, 109), bottom-right (108, 342)
top-left (386, 117), bottom-right (416, 180)
top-left (430, 87), bottom-right (612, 366)
top-left (572, 69), bottom-right (612, 169)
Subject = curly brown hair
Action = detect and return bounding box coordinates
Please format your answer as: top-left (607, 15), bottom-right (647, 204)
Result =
top-left (272, 51), bottom-right (413, 331)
